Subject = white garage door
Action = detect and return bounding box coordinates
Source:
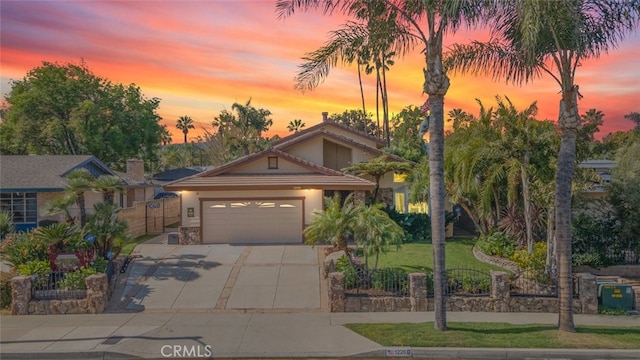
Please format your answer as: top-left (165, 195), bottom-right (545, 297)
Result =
top-left (202, 199), bottom-right (303, 244)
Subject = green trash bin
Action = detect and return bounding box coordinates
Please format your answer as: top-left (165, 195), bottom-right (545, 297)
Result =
top-left (598, 283), bottom-right (634, 310)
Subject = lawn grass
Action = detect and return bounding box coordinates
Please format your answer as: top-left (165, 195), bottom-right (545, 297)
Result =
top-left (366, 236), bottom-right (503, 273)
top-left (120, 234), bottom-right (156, 256)
top-left (345, 322), bottom-right (640, 349)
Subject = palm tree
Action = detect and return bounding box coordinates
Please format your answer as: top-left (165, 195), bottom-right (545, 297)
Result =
top-left (353, 202), bottom-right (404, 270)
top-left (176, 115), bottom-right (195, 143)
top-left (46, 192), bottom-right (77, 224)
top-left (92, 175), bottom-right (124, 204)
top-left (342, 155), bottom-right (412, 203)
top-left (278, 0), bottom-right (490, 331)
top-left (159, 124), bottom-right (173, 145)
top-left (287, 119), bottom-right (306, 133)
top-left (65, 168), bottom-right (94, 227)
top-left (444, 0), bottom-right (639, 332)
top-left (86, 201), bottom-right (129, 259)
top-left (304, 193), bottom-right (360, 261)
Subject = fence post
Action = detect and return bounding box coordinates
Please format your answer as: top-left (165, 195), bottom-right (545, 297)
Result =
top-left (328, 272), bottom-right (345, 312)
top-left (11, 275), bottom-right (32, 315)
top-left (490, 271), bottom-right (510, 312)
top-left (576, 272), bottom-right (597, 314)
top-left (409, 273), bottom-right (427, 311)
top-left (85, 274), bottom-right (109, 314)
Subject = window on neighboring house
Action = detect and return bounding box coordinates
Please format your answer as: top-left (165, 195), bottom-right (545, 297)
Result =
top-left (268, 156), bottom-right (278, 169)
top-left (0, 192), bottom-right (37, 224)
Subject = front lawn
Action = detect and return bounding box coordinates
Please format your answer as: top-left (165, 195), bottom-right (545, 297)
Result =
top-left (346, 322), bottom-right (640, 349)
top-left (363, 237), bottom-right (503, 273)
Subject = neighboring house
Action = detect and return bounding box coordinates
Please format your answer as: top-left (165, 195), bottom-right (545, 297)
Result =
top-left (114, 159), bottom-right (156, 207)
top-left (151, 167), bottom-right (205, 197)
top-left (578, 159), bottom-right (615, 199)
top-left (165, 115), bottom-right (412, 244)
top-left (0, 155), bottom-right (117, 231)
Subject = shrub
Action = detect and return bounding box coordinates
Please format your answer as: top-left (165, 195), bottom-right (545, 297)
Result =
top-left (475, 231), bottom-right (516, 258)
top-left (371, 268), bottom-right (408, 292)
top-left (38, 219), bottom-right (59, 228)
top-left (0, 231), bottom-right (50, 267)
top-left (0, 211), bottom-right (15, 240)
top-left (383, 207), bottom-right (431, 243)
top-left (58, 267), bottom-right (97, 290)
top-left (0, 270), bottom-right (15, 309)
top-left (16, 260), bottom-right (50, 288)
top-left (335, 255), bottom-right (357, 289)
top-left (91, 258), bottom-right (109, 273)
top-left (510, 242), bottom-right (547, 270)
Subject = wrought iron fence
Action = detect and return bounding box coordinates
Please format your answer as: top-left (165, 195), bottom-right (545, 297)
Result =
top-left (445, 267), bottom-right (491, 296)
top-left (509, 267), bottom-right (557, 297)
top-left (344, 268), bottom-right (409, 297)
top-left (31, 271), bottom-right (87, 300)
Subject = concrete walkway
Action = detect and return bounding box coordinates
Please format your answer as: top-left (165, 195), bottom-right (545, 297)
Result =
top-left (1, 311), bottom-right (639, 359)
top-left (107, 234), bottom-right (323, 313)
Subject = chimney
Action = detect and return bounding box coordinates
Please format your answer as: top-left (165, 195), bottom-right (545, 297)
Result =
top-left (126, 158), bottom-right (145, 183)
top-left (322, 112), bottom-right (328, 122)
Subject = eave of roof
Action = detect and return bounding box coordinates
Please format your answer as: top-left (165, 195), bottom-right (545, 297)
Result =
top-left (164, 173), bottom-right (376, 191)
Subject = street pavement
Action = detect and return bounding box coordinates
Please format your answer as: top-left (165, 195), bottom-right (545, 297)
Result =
top-left (1, 234), bottom-right (639, 359)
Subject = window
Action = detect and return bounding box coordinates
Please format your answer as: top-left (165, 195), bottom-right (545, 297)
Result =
top-left (268, 157), bottom-right (278, 169)
top-left (0, 192), bottom-right (37, 224)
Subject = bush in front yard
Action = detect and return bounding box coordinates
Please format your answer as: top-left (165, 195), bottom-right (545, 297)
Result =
top-left (0, 271), bottom-right (14, 309)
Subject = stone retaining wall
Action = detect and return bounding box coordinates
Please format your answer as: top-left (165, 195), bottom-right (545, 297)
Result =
top-left (328, 271), bottom-right (598, 314)
top-left (11, 273), bottom-right (109, 315)
top-left (178, 226), bottom-right (200, 245)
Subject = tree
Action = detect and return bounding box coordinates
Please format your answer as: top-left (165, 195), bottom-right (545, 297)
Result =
top-left (65, 169), bottom-right (94, 227)
top-left (304, 193), bottom-right (361, 261)
top-left (287, 119), bottom-right (306, 133)
top-left (0, 61), bottom-right (163, 167)
top-left (176, 115), bottom-right (195, 143)
top-left (608, 140), bottom-right (640, 259)
top-left (206, 99), bottom-right (275, 161)
top-left (445, 0), bottom-right (639, 332)
top-left (86, 201), bottom-right (129, 259)
top-left (342, 155), bottom-right (412, 203)
top-left (353, 201), bottom-right (404, 270)
top-left (92, 175), bottom-right (124, 204)
top-left (279, 0), bottom-right (491, 331)
top-left (387, 105), bottom-right (427, 162)
top-left (285, 0), bottom-right (413, 142)
top-left (328, 109), bottom-right (379, 136)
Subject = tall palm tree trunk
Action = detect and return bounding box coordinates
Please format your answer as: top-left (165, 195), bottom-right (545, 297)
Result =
top-left (555, 87), bottom-right (580, 333)
top-left (429, 93), bottom-right (448, 331)
top-left (358, 63), bottom-right (367, 115)
top-left (375, 67), bottom-right (381, 139)
top-left (381, 60), bottom-right (391, 147)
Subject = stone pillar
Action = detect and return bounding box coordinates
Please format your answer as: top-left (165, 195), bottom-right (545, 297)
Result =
top-left (576, 272), bottom-right (597, 314)
top-left (11, 276), bottom-right (31, 315)
top-left (178, 226), bottom-right (201, 245)
top-left (490, 271), bottom-right (510, 312)
top-left (328, 272), bottom-right (345, 312)
top-left (85, 274), bottom-right (109, 314)
top-left (409, 273), bottom-right (427, 311)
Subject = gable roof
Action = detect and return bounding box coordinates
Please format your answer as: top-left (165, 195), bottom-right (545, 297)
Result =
top-left (271, 120), bottom-right (386, 148)
top-left (164, 149), bottom-right (376, 191)
top-left (273, 128), bottom-right (408, 163)
top-left (0, 155), bottom-right (115, 192)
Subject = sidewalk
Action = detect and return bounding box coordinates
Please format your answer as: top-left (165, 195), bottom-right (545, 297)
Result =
top-left (1, 311), bottom-right (639, 359)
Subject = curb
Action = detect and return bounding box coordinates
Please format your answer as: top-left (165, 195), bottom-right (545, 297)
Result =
top-left (354, 347), bottom-right (640, 359)
top-left (0, 351), bottom-right (139, 360)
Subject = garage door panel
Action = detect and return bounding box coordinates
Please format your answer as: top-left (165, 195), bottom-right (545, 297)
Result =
top-left (203, 199), bottom-right (303, 244)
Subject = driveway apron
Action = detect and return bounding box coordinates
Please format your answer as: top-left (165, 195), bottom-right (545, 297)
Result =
top-left (109, 243), bottom-right (322, 312)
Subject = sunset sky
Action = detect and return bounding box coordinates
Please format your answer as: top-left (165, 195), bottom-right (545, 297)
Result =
top-left (1, 0), bottom-right (639, 142)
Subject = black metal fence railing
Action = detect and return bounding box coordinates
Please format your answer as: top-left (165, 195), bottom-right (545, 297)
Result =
top-left (509, 268), bottom-right (557, 297)
top-left (344, 268), bottom-right (409, 297)
top-left (445, 267), bottom-right (491, 296)
top-left (31, 271), bottom-right (87, 300)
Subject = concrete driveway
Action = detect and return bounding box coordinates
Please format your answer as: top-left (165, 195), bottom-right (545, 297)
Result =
top-left (107, 237), bottom-right (324, 313)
